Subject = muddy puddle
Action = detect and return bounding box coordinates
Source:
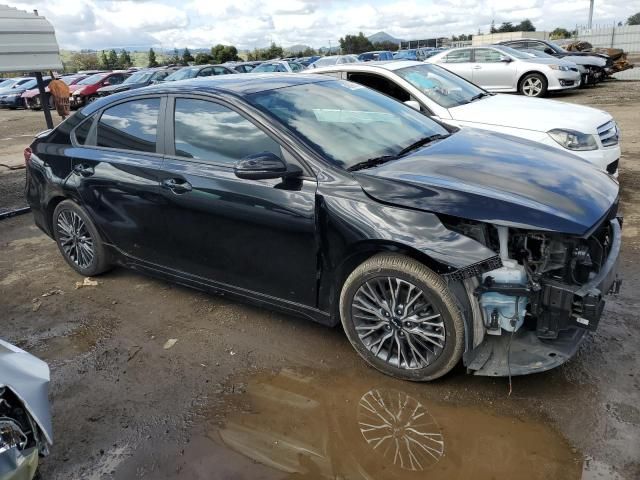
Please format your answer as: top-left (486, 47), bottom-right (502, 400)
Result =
top-left (184, 368), bottom-right (583, 480)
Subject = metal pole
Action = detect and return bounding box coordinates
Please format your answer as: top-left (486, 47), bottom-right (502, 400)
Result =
top-left (588, 0), bottom-right (594, 29)
top-left (34, 72), bottom-right (53, 130)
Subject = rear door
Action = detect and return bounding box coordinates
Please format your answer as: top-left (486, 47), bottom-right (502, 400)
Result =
top-left (439, 49), bottom-right (473, 82)
top-left (158, 95), bottom-right (319, 306)
top-left (70, 95), bottom-right (172, 265)
top-left (471, 48), bottom-right (516, 90)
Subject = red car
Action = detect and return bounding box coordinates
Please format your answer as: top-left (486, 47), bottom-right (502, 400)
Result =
top-left (21, 74), bottom-right (88, 110)
top-left (70, 71), bottom-right (129, 108)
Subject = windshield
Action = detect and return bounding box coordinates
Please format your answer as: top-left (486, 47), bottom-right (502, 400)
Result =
top-left (311, 57), bottom-right (338, 67)
top-left (396, 64), bottom-right (486, 109)
top-left (124, 71), bottom-right (153, 84)
top-left (494, 46), bottom-right (531, 60)
top-left (522, 49), bottom-right (553, 59)
top-left (253, 63), bottom-right (285, 73)
top-left (166, 68), bottom-right (199, 81)
top-left (547, 41), bottom-right (566, 53)
top-left (248, 80), bottom-right (450, 170)
top-left (19, 79), bottom-right (37, 90)
top-left (0, 79), bottom-right (15, 88)
top-left (394, 50), bottom-right (416, 59)
top-left (78, 73), bottom-right (106, 85)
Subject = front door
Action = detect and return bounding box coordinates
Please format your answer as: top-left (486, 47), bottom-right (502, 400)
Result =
top-left (70, 96), bottom-right (171, 265)
top-left (439, 48), bottom-right (473, 82)
top-left (471, 48), bottom-right (516, 90)
top-left (159, 96), bottom-right (319, 307)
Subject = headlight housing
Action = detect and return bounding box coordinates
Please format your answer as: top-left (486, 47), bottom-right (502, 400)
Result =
top-left (548, 64), bottom-right (570, 71)
top-left (548, 129), bottom-right (598, 151)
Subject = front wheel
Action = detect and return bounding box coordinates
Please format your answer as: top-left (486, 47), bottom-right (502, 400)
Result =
top-left (519, 73), bottom-right (548, 97)
top-left (339, 254), bottom-right (465, 381)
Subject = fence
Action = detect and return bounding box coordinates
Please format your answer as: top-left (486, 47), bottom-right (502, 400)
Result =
top-left (575, 24), bottom-right (640, 53)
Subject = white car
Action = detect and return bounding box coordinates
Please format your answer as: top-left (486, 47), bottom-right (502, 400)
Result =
top-left (251, 61), bottom-right (304, 73)
top-left (426, 45), bottom-right (580, 97)
top-left (311, 61), bottom-right (620, 175)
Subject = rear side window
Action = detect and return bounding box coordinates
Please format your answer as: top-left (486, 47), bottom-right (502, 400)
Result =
top-left (97, 98), bottom-right (160, 153)
top-left (74, 117), bottom-right (93, 144)
top-left (173, 98), bottom-right (280, 165)
top-left (444, 50), bottom-right (471, 63)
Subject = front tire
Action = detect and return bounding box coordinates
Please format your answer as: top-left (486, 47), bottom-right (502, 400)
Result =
top-left (519, 73), bottom-right (548, 97)
top-left (339, 254), bottom-right (464, 381)
top-left (53, 200), bottom-right (111, 276)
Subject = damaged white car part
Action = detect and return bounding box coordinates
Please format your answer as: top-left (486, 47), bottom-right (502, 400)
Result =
top-left (0, 340), bottom-right (52, 480)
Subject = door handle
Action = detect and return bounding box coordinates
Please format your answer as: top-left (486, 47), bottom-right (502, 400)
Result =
top-left (73, 163), bottom-right (94, 177)
top-left (473, 65), bottom-right (482, 69)
top-left (162, 178), bottom-right (192, 194)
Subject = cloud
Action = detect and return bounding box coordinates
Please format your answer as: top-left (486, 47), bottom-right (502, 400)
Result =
top-left (5, 0), bottom-right (640, 51)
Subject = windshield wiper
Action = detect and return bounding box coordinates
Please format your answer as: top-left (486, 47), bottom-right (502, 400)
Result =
top-left (395, 133), bottom-right (449, 157)
top-left (468, 92), bottom-right (490, 102)
top-left (347, 155), bottom-right (397, 172)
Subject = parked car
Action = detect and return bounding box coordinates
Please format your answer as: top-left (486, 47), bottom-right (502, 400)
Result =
top-left (0, 339), bottom-right (52, 480)
top-left (520, 48), bottom-right (586, 85)
top-left (97, 68), bottom-right (171, 96)
top-left (227, 61), bottom-right (263, 73)
top-left (308, 55), bottom-right (359, 68)
top-left (496, 39), bottom-right (609, 85)
top-left (0, 77), bottom-right (48, 109)
top-left (0, 77), bottom-right (35, 90)
top-left (297, 55), bottom-right (321, 67)
top-left (26, 74), bottom-right (621, 381)
top-left (22, 74), bottom-right (87, 110)
top-left (70, 71), bottom-right (129, 108)
top-left (251, 60), bottom-right (304, 73)
top-left (427, 45), bottom-right (580, 97)
top-left (393, 49), bottom-right (427, 61)
top-left (163, 65), bottom-right (236, 82)
top-left (358, 51), bottom-right (395, 62)
top-left (311, 61), bottom-right (619, 175)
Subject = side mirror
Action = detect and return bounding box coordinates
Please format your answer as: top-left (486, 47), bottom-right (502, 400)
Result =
top-left (102, 80), bottom-right (111, 86)
top-left (404, 100), bottom-right (421, 111)
top-left (499, 56), bottom-right (512, 63)
top-left (234, 152), bottom-right (299, 180)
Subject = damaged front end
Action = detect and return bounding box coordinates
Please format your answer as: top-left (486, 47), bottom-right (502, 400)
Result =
top-left (445, 207), bottom-right (623, 377)
top-left (0, 340), bottom-right (52, 480)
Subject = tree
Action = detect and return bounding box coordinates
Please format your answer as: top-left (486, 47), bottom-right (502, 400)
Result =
top-left (372, 41), bottom-right (399, 51)
top-left (118, 49), bottom-right (132, 69)
top-left (628, 12), bottom-right (640, 25)
top-left (246, 43), bottom-right (284, 61)
top-left (182, 48), bottom-right (194, 65)
top-left (550, 28), bottom-right (572, 39)
top-left (496, 22), bottom-right (515, 33)
top-left (211, 44), bottom-right (239, 63)
top-left (68, 52), bottom-right (100, 72)
top-left (339, 32), bottom-right (373, 54)
top-left (107, 49), bottom-right (118, 69)
top-left (99, 50), bottom-right (109, 69)
top-left (517, 19), bottom-right (536, 32)
top-left (194, 52), bottom-right (213, 64)
top-left (148, 48), bottom-right (158, 67)
top-left (490, 20), bottom-right (497, 34)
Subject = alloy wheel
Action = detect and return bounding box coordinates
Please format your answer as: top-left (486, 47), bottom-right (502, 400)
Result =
top-left (522, 77), bottom-right (543, 96)
top-left (351, 277), bottom-right (445, 370)
top-left (56, 210), bottom-right (95, 269)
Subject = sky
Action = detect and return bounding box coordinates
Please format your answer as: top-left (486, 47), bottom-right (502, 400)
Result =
top-left (6, 0), bottom-right (640, 51)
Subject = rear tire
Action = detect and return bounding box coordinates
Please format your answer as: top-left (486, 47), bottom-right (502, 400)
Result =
top-left (52, 200), bottom-right (111, 277)
top-left (339, 253), bottom-right (464, 381)
top-left (519, 73), bottom-right (548, 97)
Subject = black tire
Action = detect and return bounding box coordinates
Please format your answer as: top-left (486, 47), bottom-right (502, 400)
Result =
top-left (519, 73), bottom-right (548, 97)
top-left (52, 200), bottom-right (111, 276)
top-left (86, 95), bottom-right (98, 103)
top-left (339, 253), bottom-right (464, 381)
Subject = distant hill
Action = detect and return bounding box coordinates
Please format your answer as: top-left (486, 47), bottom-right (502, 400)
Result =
top-left (368, 31), bottom-right (402, 45)
top-left (284, 44), bottom-right (312, 54)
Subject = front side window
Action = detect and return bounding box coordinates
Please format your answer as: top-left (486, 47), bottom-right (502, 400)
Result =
top-left (248, 80), bottom-right (450, 170)
top-left (474, 48), bottom-right (503, 63)
top-left (173, 98), bottom-right (280, 165)
top-left (213, 66), bottom-right (232, 75)
top-left (444, 49), bottom-right (472, 63)
top-left (396, 64), bottom-right (486, 108)
top-left (96, 98), bottom-right (160, 153)
top-left (78, 73), bottom-right (106, 85)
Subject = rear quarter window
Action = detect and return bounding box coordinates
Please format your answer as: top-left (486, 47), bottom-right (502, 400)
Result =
top-left (96, 98), bottom-right (161, 153)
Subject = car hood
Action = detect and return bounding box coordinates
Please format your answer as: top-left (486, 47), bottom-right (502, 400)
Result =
top-left (98, 83), bottom-right (142, 93)
top-left (558, 54), bottom-right (607, 67)
top-left (355, 128), bottom-right (618, 235)
top-left (449, 94), bottom-right (612, 134)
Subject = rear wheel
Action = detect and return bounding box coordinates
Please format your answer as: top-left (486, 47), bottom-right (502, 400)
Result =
top-left (519, 73), bottom-right (548, 97)
top-left (339, 254), bottom-right (464, 381)
top-left (53, 200), bottom-right (111, 276)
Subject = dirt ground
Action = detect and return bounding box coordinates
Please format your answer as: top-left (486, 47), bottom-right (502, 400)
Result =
top-left (1, 80), bottom-right (639, 480)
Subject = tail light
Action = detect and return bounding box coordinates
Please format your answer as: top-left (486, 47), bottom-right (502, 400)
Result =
top-left (24, 147), bottom-right (32, 165)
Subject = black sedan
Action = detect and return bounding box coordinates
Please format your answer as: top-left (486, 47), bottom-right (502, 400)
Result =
top-left (96, 68), bottom-right (173, 96)
top-left (25, 75), bottom-right (622, 381)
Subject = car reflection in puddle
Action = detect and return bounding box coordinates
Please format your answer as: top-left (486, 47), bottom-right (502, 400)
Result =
top-left (216, 368), bottom-right (582, 480)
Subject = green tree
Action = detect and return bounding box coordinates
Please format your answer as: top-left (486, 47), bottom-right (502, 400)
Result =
top-left (194, 52), bottom-right (213, 64)
top-left (490, 20), bottom-right (497, 33)
top-left (69, 52), bottom-right (100, 72)
top-left (99, 50), bottom-right (109, 69)
top-left (211, 44), bottom-right (239, 63)
top-left (182, 48), bottom-right (194, 65)
top-left (628, 12), bottom-right (640, 25)
top-left (550, 27), bottom-right (572, 39)
top-left (148, 48), bottom-right (158, 67)
top-left (497, 22), bottom-right (515, 33)
top-left (118, 49), bottom-right (132, 69)
top-left (517, 19), bottom-right (536, 32)
top-left (106, 49), bottom-right (118, 69)
top-left (339, 32), bottom-right (373, 54)
top-left (372, 41), bottom-right (399, 51)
